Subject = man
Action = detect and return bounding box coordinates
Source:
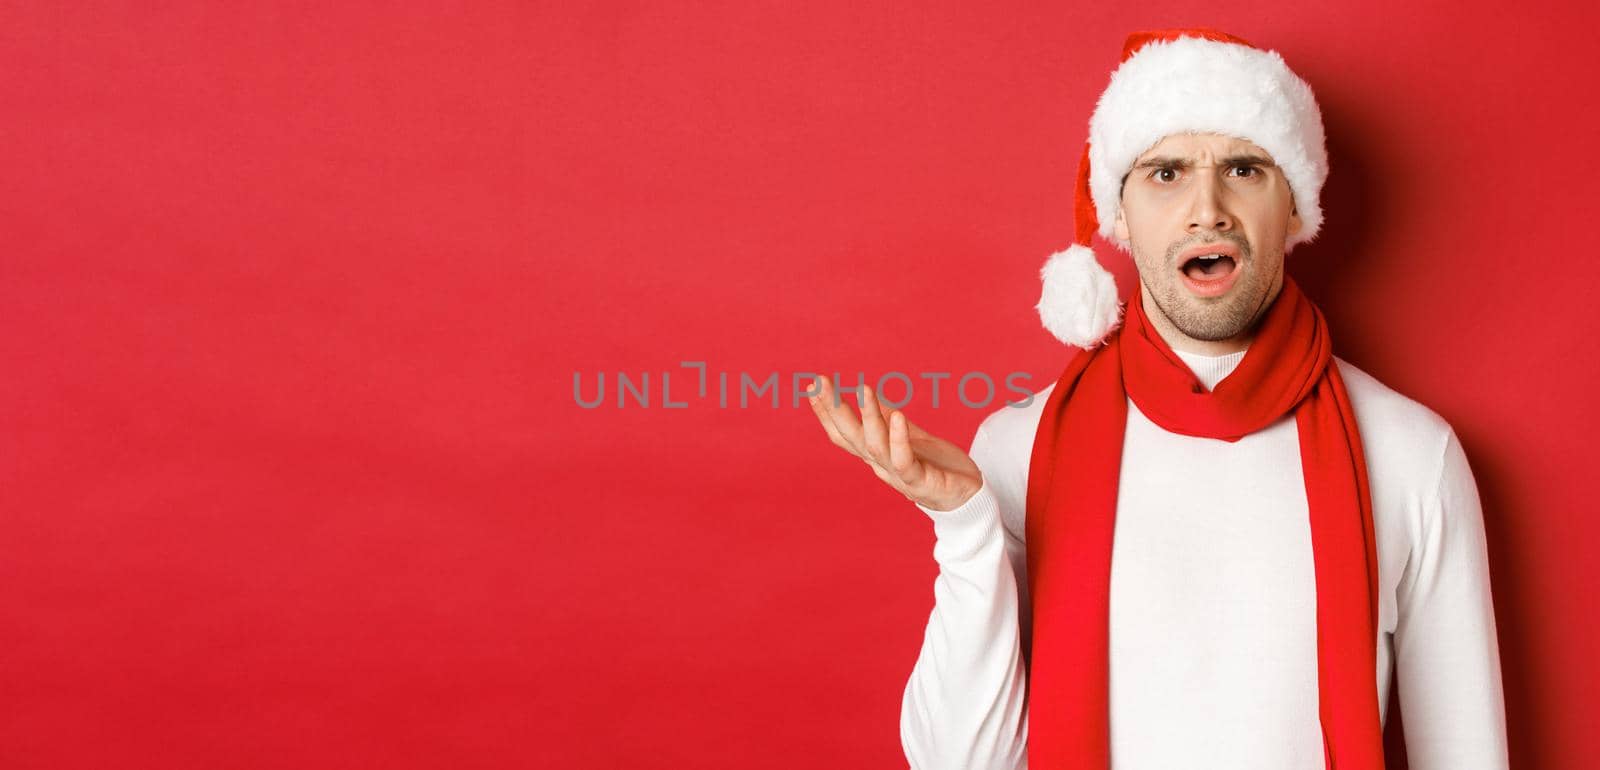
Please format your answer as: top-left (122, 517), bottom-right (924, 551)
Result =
top-left (805, 28), bottom-right (1509, 770)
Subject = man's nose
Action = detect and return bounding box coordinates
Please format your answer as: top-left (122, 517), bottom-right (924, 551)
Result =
top-left (1187, 170), bottom-right (1235, 232)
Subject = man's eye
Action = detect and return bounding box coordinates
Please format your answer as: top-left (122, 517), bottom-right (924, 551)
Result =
top-left (1153, 168), bottom-right (1178, 183)
top-left (1230, 165), bottom-right (1259, 178)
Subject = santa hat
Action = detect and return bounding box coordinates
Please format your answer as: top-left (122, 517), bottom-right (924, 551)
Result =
top-left (1035, 28), bottom-right (1329, 348)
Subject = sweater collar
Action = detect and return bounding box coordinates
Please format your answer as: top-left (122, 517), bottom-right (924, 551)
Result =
top-left (1172, 345), bottom-right (1249, 392)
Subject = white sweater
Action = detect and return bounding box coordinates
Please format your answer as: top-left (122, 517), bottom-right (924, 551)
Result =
top-left (899, 348), bottom-right (1509, 770)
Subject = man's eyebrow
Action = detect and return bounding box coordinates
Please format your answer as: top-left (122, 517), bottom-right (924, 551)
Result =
top-left (1131, 153), bottom-right (1276, 169)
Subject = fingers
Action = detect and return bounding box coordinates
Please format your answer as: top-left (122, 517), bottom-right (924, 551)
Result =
top-left (806, 375), bottom-right (915, 491)
top-left (806, 372), bottom-right (940, 505)
top-left (859, 384), bottom-right (891, 466)
top-left (809, 375), bottom-right (866, 453)
top-left (806, 378), bottom-right (852, 451)
top-left (888, 409), bottom-right (926, 486)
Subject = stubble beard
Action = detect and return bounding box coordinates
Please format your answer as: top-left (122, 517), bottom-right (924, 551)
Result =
top-left (1138, 233), bottom-right (1279, 343)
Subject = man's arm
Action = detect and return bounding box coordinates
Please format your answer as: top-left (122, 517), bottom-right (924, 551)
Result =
top-left (900, 422), bottom-right (1029, 770)
top-left (1393, 428), bottom-right (1510, 769)
top-left (801, 377), bottom-right (1027, 767)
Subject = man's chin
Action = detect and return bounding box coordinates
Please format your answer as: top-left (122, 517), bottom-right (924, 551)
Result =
top-left (1164, 290), bottom-right (1256, 340)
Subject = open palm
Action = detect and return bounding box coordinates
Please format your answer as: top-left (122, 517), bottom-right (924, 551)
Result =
top-left (806, 376), bottom-right (983, 512)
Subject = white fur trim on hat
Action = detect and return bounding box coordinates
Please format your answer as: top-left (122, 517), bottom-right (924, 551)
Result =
top-left (1036, 244), bottom-right (1124, 348)
top-left (1087, 36), bottom-right (1329, 252)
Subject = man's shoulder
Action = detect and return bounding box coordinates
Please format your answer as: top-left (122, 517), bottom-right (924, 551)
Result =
top-left (1334, 356), bottom-right (1453, 434)
top-left (1333, 355), bottom-right (1458, 482)
top-left (975, 381), bottom-right (1054, 452)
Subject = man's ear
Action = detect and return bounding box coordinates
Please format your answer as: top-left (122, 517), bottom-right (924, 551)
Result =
top-left (1113, 206), bottom-right (1130, 242)
top-left (1287, 202), bottom-right (1303, 238)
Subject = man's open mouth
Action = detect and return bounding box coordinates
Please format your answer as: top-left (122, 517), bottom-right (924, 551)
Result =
top-left (1181, 253), bottom-right (1237, 280)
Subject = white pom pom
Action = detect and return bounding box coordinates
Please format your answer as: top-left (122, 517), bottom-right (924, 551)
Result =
top-left (1035, 244), bottom-right (1124, 348)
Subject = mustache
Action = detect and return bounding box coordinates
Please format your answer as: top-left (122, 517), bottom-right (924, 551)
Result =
top-left (1167, 232), bottom-right (1252, 263)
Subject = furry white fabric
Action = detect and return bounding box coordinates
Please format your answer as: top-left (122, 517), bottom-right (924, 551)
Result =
top-left (1036, 244), bottom-right (1124, 348)
top-left (1087, 36), bottom-right (1329, 251)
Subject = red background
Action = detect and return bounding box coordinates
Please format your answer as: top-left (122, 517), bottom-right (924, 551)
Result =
top-left (4, 2), bottom-right (1596, 767)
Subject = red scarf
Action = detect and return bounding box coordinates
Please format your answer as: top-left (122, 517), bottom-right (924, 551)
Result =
top-left (1024, 276), bottom-right (1385, 768)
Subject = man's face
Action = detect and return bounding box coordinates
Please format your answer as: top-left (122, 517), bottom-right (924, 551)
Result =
top-left (1113, 132), bottom-right (1302, 343)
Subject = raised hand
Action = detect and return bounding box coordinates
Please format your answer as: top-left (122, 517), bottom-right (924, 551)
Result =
top-left (805, 376), bottom-right (984, 512)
